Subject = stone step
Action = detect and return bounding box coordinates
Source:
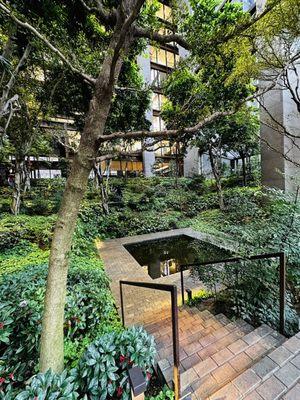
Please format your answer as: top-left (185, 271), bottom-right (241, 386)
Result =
top-left (280, 380), bottom-right (300, 400)
top-left (157, 318), bottom-right (254, 387)
top-left (156, 314), bottom-right (250, 358)
top-left (147, 309), bottom-right (231, 352)
top-left (154, 313), bottom-right (232, 353)
top-left (144, 308), bottom-right (218, 336)
top-left (207, 332), bottom-right (300, 400)
top-left (184, 326), bottom-right (284, 398)
top-left (242, 333), bottom-right (300, 400)
top-left (163, 320), bottom-right (252, 369)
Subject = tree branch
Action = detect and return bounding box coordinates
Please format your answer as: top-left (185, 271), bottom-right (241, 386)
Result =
top-left (78, 0), bottom-right (116, 25)
top-left (98, 53), bottom-right (298, 144)
top-left (0, 2), bottom-right (96, 85)
top-left (214, 0), bottom-right (281, 45)
top-left (134, 26), bottom-right (190, 49)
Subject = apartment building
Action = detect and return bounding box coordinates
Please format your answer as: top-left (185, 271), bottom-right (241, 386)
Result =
top-left (22, 0), bottom-right (300, 190)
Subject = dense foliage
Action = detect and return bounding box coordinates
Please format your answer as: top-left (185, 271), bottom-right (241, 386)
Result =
top-left (2, 325), bottom-right (156, 399)
top-left (75, 326), bottom-right (156, 400)
top-left (0, 257), bottom-right (120, 385)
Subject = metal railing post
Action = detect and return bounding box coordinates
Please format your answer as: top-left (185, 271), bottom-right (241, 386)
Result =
top-left (120, 282), bottom-right (125, 326)
top-left (119, 280), bottom-right (181, 399)
top-left (180, 267), bottom-right (185, 305)
top-left (171, 286), bottom-right (180, 400)
top-left (279, 252), bottom-right (286, 335)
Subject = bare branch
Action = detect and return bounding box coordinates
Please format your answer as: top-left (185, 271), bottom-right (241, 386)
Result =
top-left (0, 2), bottom-right (96, 85)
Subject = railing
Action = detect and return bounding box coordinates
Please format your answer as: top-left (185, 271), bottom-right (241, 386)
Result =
top-left (180, 252), bottom-right (286, 335)
top-left (119, 280), bottom-right (180, 400)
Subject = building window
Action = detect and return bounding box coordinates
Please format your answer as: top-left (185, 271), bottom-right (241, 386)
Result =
top-left (152, 115), bottom-right (166, 131)
top-left (152, 93), bottom-right (167, 111)
top-left (150, 46), bottom-right (179, 68)
top-left (150, 68), bottom-right (168, 88)
top-left (156, 3), bottom-right (173, 23)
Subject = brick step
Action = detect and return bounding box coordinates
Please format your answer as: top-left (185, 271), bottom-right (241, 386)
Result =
top-left (201, 332), bottom-right (300, 400)
top-left (280, 379), bottom-right (300, 400)
top-left (140, 306), bottom-right (172, 326)
top-left (158, 318), bottom-right (252, 369)
top-left (157, 318), bottom-right (254, 386)
top-left (238, 333), bottom-right (300, 400)
top-left (184, 326), bottom-right (284, 398)
top-left (145, 308), bottom-right (229, 336)
top-left (154, 313), bottom-right (232, 350)
top-left (208, 333), bottom-right (300, 400)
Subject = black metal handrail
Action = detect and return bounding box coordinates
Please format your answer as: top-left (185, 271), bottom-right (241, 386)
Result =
top-left (119, 280), bottom-right (180, 400)
top-left (180, 252), bottom-right (286, 335)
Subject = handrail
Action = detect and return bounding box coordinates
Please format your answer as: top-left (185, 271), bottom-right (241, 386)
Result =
top-left (180, 252), bottom-right (286, 335)
top-left (119, 280), bottom-right (180, 400)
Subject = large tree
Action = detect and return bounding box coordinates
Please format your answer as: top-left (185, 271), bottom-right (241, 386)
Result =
top-left (0, 0), bottom-right (297, 376)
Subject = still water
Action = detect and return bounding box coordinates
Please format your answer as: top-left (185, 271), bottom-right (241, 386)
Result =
top-left (125, 235), bottom-right (231, 279)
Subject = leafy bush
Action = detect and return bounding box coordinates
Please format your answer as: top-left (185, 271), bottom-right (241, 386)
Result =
top-left (75, 326), bottom-right (156, 400)
top-left (0, 256), bottom-right (120, 384)
top-left (0, 214), bottom-right (55, 251)
top-left (0, 242), bottom-right (49, 275)
top-left (15, 370), bottom-right (79, 400)
top-left (2, 325), bottom-right (155, 399)
top-left (192, 258), bottom-right (299, 335)
top-left (147, 386), bottom-right (174, 400)
top-left (187, 289), bottom-right (213, 307)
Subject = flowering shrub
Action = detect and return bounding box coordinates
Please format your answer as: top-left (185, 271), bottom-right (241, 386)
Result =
top-left (75, 326), bottom-right (156, 400)
top-left (0, 327), bottom-right (156, 399)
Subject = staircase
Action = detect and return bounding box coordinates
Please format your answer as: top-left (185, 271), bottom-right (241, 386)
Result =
top-left (143, 306), bottom-right (300, 400)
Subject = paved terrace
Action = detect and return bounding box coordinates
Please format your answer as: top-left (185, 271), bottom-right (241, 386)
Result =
top-left (97, 228), bottom-right (234, 325)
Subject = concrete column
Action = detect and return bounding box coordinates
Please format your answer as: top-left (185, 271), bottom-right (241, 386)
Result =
top-left (137, 49), bottom-right (156, 177)
top-left (260, 66), bottom-right (300, 192)
top-left (184, 146), bottom-right (199, 177)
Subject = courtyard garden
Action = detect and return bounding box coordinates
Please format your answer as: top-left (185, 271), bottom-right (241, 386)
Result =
top-left (0, 175), bottom-right (300, 398)
top-left (1, 0), bottom-right (300, 398)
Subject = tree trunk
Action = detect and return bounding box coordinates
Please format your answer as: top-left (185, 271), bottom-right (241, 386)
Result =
top-left (39, 26), bottom-right (130, 373)
top-left (11, 158), bottom-right (22, 215)
top-left (208, 146), bottom-right (224, 210)
top-left (93, 161), bottom-right (110, 214)
top-left (241, 152), bottom-right (246, 186)
top-left (24, 158), bottom-right (31, 192)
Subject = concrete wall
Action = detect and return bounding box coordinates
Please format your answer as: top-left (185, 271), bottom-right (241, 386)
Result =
top-left (260, 65), bottom-right (300, 193)
top-left (137, 51), bottom-right (156, 177)
top-left (184, 147), bottom-right (199, 177)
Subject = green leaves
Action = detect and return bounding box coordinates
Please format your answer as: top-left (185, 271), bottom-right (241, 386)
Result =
top-left (0, 257), bottom-right (120, 384)
top-left (77, 326), bottom-right (156, 399)
top-left (15, 369), bottom-right (79, 400)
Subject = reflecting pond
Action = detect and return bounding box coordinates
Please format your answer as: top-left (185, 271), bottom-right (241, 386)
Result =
top-left (124, 235), bottom-right (231, 279)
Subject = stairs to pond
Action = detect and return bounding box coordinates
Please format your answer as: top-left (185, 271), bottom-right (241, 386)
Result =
top-left (143, 306), bottom-right (300, 400)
